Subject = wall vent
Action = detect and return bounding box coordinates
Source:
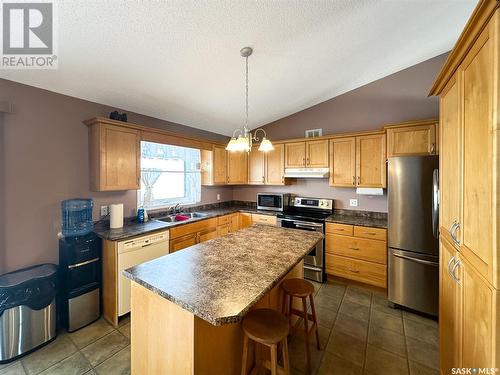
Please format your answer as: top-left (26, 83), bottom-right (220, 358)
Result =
top-left (305, 128), bottom-right (323, 138)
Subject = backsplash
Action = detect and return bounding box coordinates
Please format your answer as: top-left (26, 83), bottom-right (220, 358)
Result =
top-left (232, 179), bottom-right (388, 213)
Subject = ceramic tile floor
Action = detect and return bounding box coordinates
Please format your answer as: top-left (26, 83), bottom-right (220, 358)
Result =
top-left (0, 278), bottom-right (438, 375)
top-left (0, 316), bottom-right (131, 375)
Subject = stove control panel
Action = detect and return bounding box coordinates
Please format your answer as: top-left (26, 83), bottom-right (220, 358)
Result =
top-left (293, 197), bottom-right (333, 210)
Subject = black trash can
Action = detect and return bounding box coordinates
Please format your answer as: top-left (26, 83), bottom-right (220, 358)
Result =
top-left (0, 264), bottom-right (58, 363)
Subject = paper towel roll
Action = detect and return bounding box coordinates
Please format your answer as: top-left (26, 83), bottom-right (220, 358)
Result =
top-left (110, 204), bottom-right (124, 229)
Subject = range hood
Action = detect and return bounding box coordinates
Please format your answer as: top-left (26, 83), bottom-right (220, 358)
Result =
top-left (283, 168), bottom-right (330, 179)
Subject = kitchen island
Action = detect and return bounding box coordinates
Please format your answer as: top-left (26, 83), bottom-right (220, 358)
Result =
top-left (123, 224), bottom-right (323, 375)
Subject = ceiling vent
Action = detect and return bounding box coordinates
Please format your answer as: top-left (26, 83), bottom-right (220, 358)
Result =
top-left (305, 128), bottom-right (323, 138)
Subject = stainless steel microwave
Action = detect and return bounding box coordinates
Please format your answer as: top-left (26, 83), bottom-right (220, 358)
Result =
top-left (256, 193), bottom-right (291, 212)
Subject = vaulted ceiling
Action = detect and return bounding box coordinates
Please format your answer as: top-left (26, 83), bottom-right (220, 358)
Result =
top-left (1, 0), bottom-right (476, 135)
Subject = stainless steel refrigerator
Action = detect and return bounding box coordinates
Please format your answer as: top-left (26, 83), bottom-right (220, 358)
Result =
top-left (388, 155), bottom-right (439, 316)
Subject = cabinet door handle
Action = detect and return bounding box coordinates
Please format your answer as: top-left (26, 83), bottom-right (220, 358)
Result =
top-left (303, 157), bottom-right (306, 165)
top-left (306, 158), bottom-right (310, 165)
top-left (349, 269), bottom-right (359, 273)
top-left (449, 220), bottom-right (460, 245)
top-left (349, 247), bottom-right (360, 251)
top-left (281, 176), bottom-right (284, 183)
top-left (352, 176), bottom-right (356, 186)
top-left (262, 176), bottom-right (265, 183)
top-left (447, 255), bottom-right (456, 276)
top-left (430, 143), bottom-right (436, 154)
top-left (357, 176), bottom-right (360, 185)
top-left (451, 259), bottom-right (462, 285)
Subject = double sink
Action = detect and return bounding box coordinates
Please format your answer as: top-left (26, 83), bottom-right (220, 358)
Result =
top-left (156, 212), bottom-right (208, 223)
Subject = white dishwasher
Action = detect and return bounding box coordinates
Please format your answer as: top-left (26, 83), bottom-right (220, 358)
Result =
top-left (117, 230), bottom-right (169, 316)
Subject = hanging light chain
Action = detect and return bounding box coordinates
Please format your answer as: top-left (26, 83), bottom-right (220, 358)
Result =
top-left (245, 54), bottom-right (249, 128)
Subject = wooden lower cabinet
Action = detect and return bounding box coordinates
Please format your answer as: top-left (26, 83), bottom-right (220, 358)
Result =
top-left (251, 214), bottom-right (277, 226)
top-left (440, 238), bottom-right (462, 374)
top-left (239, 213), bottom-right (252, 229)
top-left (326, 254), bottom-right (386, 288)
top-left (440, 237), bottom-right (500, 371)
top-left (169, 218), bottom-right (217, 252)
top-left (170, 233), bottom-right (198, 252)
top-left (198, 227), bottom-right (217, 243)
top-left (217, 213), bottom-right (240, 237)
top-left (461, 256), bottom-right (497, 368)
top-left (325, 223), bottom-right (387, 288)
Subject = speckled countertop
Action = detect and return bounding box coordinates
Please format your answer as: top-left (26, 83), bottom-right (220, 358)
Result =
top-left (122, 225), bottom-right (323, 326)
top-left (93, 205), bottom-right (274, 241)
top-left (325, 209), bottom-right (387, 229)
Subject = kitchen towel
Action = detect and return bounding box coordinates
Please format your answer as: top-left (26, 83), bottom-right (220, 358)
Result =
top-left (110, 204), bottom-right (124, 229)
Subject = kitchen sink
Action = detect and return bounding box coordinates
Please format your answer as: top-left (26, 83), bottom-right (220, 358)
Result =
top-left (156, 212), bottom-right (207, 223)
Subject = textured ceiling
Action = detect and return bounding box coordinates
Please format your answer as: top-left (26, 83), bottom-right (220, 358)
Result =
top-left (1, 0), bottom-right (476, 136)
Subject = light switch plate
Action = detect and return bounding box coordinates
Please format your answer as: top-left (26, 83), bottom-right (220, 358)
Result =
top-left (100, 205), bottom-right (109, 216)
top-left (217, 194), bottom-right (221, 201)
top-left (349, 199), bottom-right (358, 207)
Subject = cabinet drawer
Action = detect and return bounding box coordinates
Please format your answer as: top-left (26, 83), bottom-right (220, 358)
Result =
top-left (353, 226), bottom-right (386, 241)
top-left (251, 214), bottom-right (277, 226)
top-left (326, 254), bottom-right (387, 288)
top-left (169, 233), bottom-right (197, 253)
top-left (217, 215), bottom-right (231, 226)
top-left (326, 235), bottom-right (387, 265)
top-left (170, 218), bottom-right (217, 239)
top-left (217, 224), bottom-right (231, 237)
top-left (326, 223), bottom-right (353, 236)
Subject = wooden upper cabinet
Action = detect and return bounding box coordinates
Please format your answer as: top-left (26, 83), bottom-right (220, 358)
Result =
top-left (385, 120), bottom-right (438, 157)
top-left (285, 142), bottom-right (306, 168)
top-left (248, 146), bottom-right (265, 185)
top-left (226, 151), bottom-right (248, 184)
top-left (460, 21), bottom-right (495, 285)
top-left (306, 139), bottom-right (329, 167)
top-left (213, 146), bottom-right (227, 184)
top-left (330, 137), bottom-right (356, 187)
top-left (265, 144), bottom-right (285, 185)
top-left (440, 75), bottom-right (462, 247)
top-left (88, 123), bottom-right (140, 191)
top-left (285, 140), bottom-right (329, 168)
top-left (201, 145), bottom-right (227, 186)
top-left (356, 133), bottom-right (386, 188)
top-left (439, 238), bottom-right (462, 374)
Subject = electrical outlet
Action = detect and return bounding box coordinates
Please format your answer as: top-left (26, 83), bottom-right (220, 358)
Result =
top-left (100, 205), bottom-right (109, 216)
top-left (217, 194), bottom-right (221, 201)
top-left (349, 199), bottom-right (358, 207)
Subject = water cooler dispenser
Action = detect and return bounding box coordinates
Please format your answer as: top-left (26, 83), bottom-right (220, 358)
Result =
top-left (59, 199), bottom-right (101, 331)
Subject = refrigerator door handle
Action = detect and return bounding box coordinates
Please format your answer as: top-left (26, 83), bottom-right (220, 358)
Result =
top-left (432, 169), bottom-right (439, 239)
top-left (392, 253), bottom-right (439, 267)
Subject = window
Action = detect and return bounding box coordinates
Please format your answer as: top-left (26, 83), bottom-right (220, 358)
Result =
top-left (138, 141), bottom-right (201, 209)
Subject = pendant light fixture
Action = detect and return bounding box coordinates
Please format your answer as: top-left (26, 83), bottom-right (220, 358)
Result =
top-left (226, 47), bottom-right (274, 153)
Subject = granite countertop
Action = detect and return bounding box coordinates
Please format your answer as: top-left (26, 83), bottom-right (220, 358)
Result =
top-left (123, 225), bottom-right (323, 326)
top-left (325, 209), bottom-right (387, 229)
top-left (93, 205), bottom-right (275, 241)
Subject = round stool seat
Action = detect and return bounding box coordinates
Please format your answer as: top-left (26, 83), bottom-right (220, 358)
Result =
top-left (281, 278), bottom-right (315, 298)
top-left (242, 308), bottom-right (289, 345)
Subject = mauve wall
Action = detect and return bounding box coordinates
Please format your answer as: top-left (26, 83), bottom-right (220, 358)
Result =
top-left (234, 53), bottom-right (447, 211)
top-left (0, 79), bottom-right (233, 273)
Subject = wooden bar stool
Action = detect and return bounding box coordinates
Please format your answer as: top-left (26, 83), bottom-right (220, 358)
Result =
top-left (281, 278), bottom-right (320, 374)
top-left (241, 308), bottom-right (290, 375)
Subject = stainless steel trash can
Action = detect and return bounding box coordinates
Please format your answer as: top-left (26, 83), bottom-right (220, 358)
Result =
top-left (0, 264), bottom-right (58, 363)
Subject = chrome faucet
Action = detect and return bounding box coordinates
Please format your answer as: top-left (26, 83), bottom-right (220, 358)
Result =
top-left (173, 203), bottom-right (182, 215)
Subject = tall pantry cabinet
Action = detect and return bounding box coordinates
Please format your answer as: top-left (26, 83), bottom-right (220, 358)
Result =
top-left (430, 0), bottom-right (500, 370)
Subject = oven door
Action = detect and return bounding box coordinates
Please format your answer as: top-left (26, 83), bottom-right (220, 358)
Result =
top-left (279, 219), bottom-right (324, 282)
top-left (257, 194), bottom-right (283, 211)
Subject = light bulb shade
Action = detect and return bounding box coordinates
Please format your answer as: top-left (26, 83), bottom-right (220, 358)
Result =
top-left (226, 137), bottom-right (238, 151)
top-left (235, 135), bottom-right (251, 152)
top-left (258, 137), bottom-right (274, 152)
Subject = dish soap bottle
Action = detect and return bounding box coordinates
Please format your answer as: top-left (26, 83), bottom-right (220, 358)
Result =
top-left (137, 207), bottom-right (145, 223)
